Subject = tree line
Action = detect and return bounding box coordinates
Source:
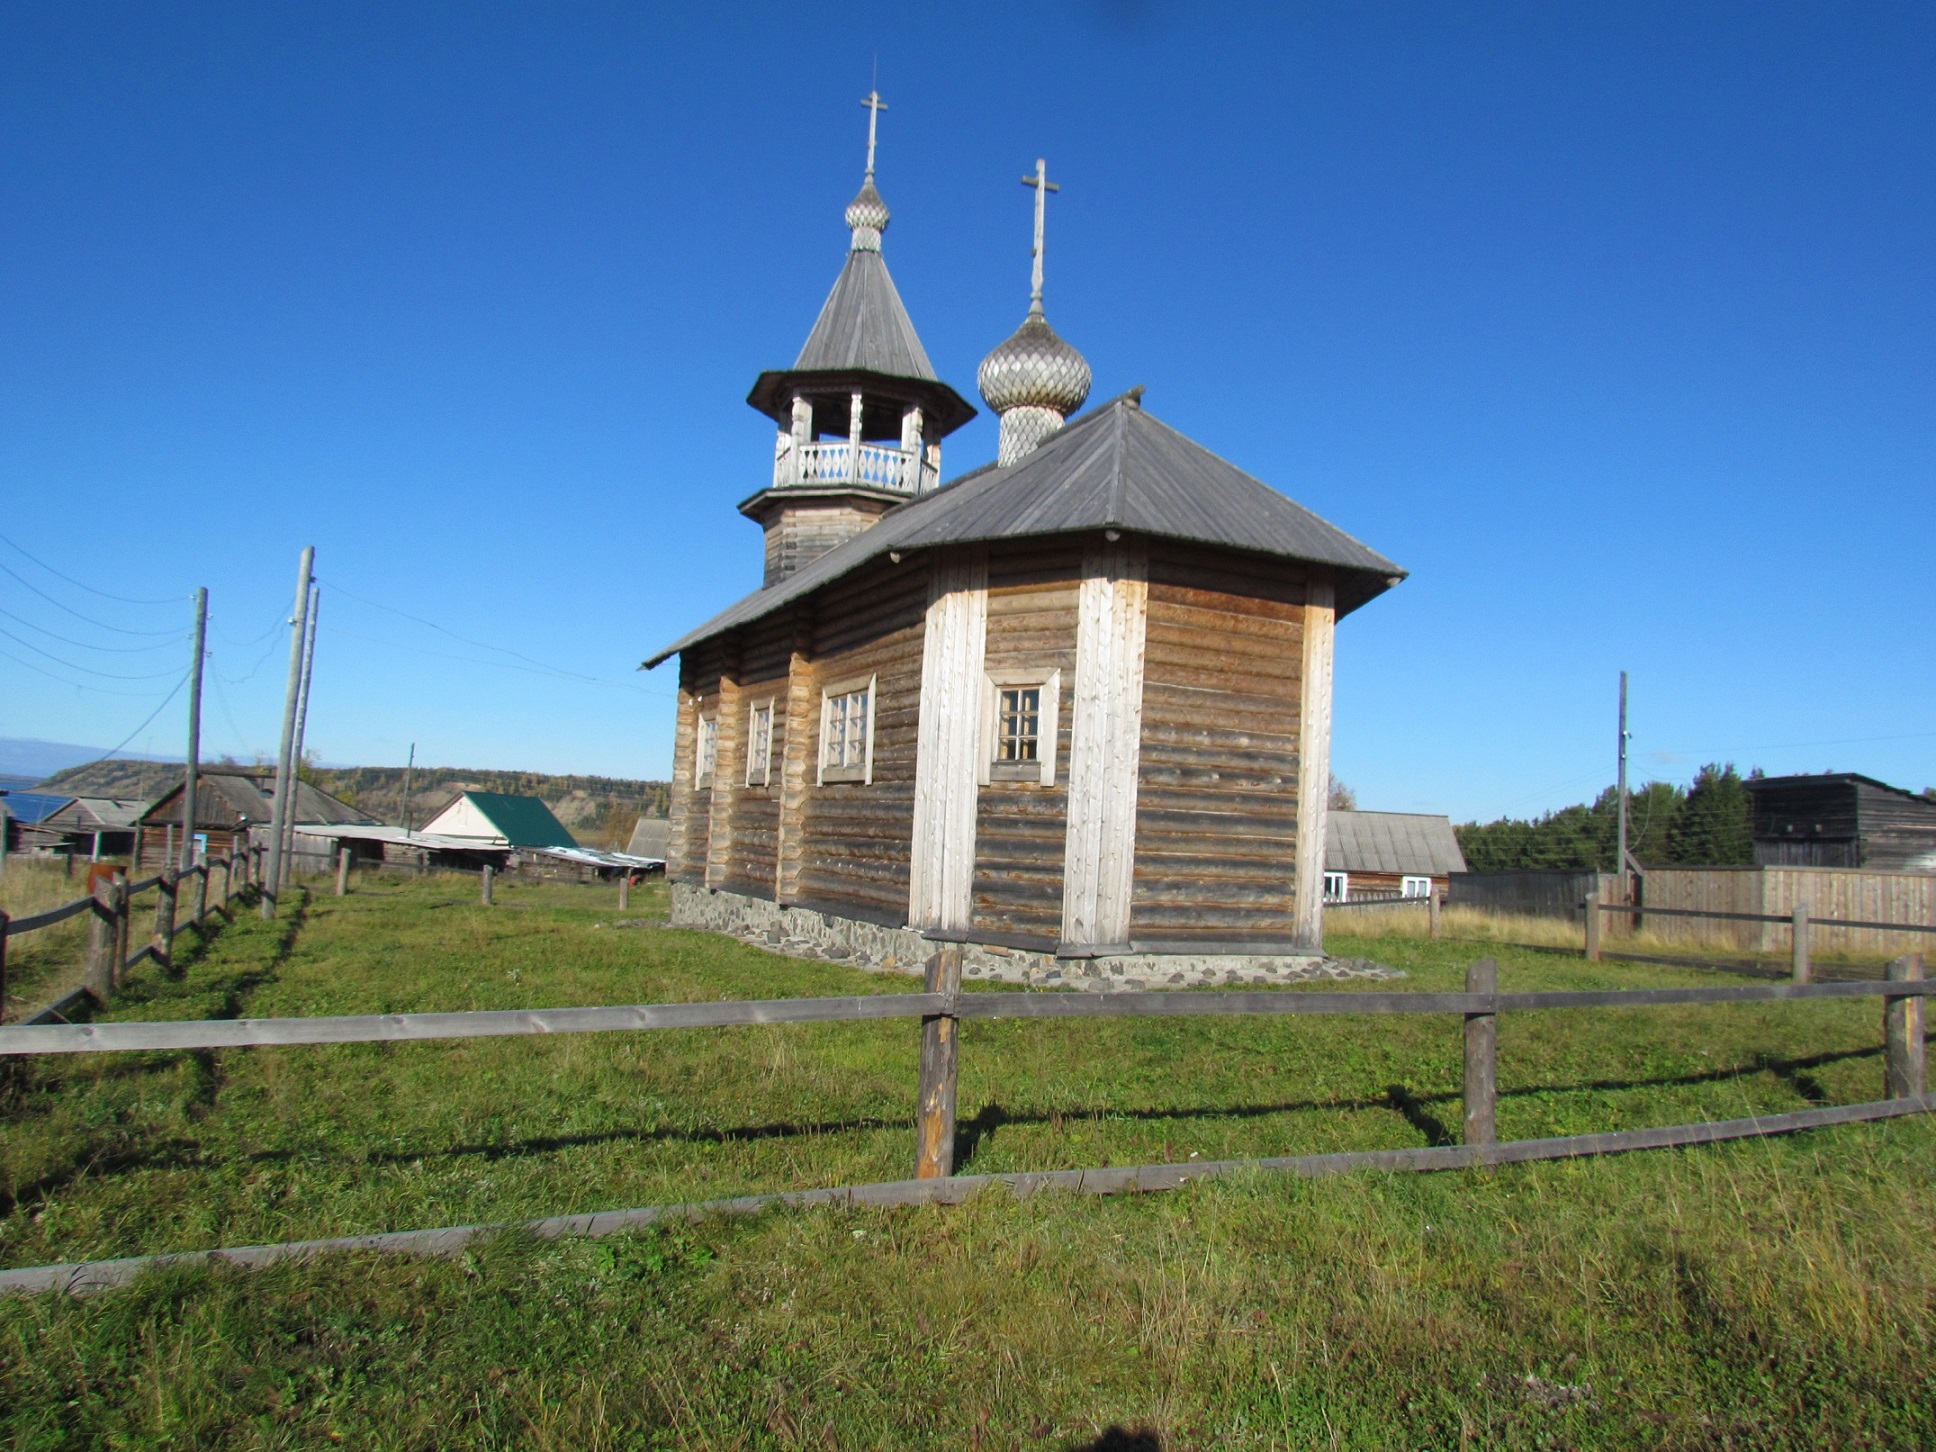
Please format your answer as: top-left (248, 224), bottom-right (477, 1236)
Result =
top-left (1457, 763), bottom-right (1758, 872)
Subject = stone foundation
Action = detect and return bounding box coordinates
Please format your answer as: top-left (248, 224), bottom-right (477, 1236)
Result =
top-left (669, 882), bottom-right (1401, 989)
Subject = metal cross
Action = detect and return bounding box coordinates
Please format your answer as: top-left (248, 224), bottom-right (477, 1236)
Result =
top-left (861, 91), bottom-right (888, 178)
top-left (1021, 158), bottom-right (1059, 316)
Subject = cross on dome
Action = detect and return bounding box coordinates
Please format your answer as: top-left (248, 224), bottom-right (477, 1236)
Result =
top-left (844, 91), bottom-right (891, 251)
top-left (1021, 158), bottom-right (1059, 317)
top-left (862, 90), bottom-right (887, 178)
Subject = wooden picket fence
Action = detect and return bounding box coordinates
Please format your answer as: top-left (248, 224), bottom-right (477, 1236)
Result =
top-left (0, 941), bottom-right (1929, 1293)
top-left (0, 849), bottom-right (259, 1025)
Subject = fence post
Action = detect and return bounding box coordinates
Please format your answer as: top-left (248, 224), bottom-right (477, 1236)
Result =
top-left (1884, 953), bottom-right (1925, 1101)
top-left (1464, 957), bottom-right (1498, 1151)
top-left (0, 910), bottom-right (9, 1025)
top-left (112, 876), bottom-right (131, 988)
top-left (1791, 905), bottom-right (1811, 984)
top-left (84, 874), bottom-right (117, 1001)
top-left (192, 861), bottom-right (208, 925)
top-left (914, 945), bottom-right (964, 1179)
top-left (336, 847), bottom-right (351, 898)
top-left (618, 873), bottom-right (631, 911)
top-left (1429, 889), bottom-right (1443, 940)
top-left (1584, 887), bottom-right (1601, 962)
top-left (478, 863), bottom-right (493, 905)
top-left (151, 868), bottom-right (178, 973)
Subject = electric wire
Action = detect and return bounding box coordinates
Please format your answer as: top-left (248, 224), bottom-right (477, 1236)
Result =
top-left (0, 604), bottom-right (188, 653)
top-left (56, 672), bottom-right (193, 776)
top-left (318, 576), bottom-right (627, 687)
top-left (0, 623), bottom-right (191, 679)
top-left (0, 530), bottom-right (184, 606)
top-left (0, 644), bottom-right (190, 698)
top-left (325, 626), bottom-right (675, 698)
top-left (0, 559), bottom-right (184, 635)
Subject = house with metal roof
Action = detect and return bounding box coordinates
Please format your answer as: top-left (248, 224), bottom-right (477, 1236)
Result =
top-left (138, 769), bottom-right (377, 870)
top-left (12, 796), bottom-right (143, 859)
top-left (418, 791), bottom-right (578, 849)
top-left (647, 104), bottom-right (1404, 971)
top-left (1323, 811), bottom-right (1468, 903)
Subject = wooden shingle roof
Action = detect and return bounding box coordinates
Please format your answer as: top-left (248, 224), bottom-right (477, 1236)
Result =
top-left (647, 394), bottom-right (1405, 667)
top-left (793, 247), bottom-right (937, 380)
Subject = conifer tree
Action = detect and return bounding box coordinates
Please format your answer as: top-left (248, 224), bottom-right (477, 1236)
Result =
top-left (1670, 762), bottom-right (1755, 865)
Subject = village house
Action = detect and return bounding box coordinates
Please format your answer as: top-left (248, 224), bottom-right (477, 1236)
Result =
top-left (648, 109), bottom-right (1403, 980)
top-left (1745, 773), bottom-right (1936, 872)
top-left (138, 769), bottom-right (376, 871)
top-left (1323, 810), bottom-right (1467, 903)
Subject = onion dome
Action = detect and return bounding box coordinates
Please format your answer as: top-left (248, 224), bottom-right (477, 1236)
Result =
top-left (977, 313), bottom-right (1092, 417)
top-left (845, 178), bottom-right (890, 252)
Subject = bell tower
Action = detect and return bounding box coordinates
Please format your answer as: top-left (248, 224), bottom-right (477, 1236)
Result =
top-left (741, 92), bottom-right (976, 587)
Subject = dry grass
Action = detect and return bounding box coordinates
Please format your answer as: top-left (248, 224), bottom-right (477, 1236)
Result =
top-left (0, 859), bottom-right (97, 1020)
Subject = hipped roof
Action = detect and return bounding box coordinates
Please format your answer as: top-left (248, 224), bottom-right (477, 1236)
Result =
top-left (648, 394), bottom-right (1405, 667)
top-left (795, 247), bottom-right (936, 379)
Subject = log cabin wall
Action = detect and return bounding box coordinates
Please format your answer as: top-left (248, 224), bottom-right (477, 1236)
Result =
top-left (669, 639), bottom-right (723, 883)
top-left (971, 539), bottom-right (1081, 947)
top-left (714, 613), bottom-right (793, 899)
top-left (793, 554), bottom-right (929, 924)
top-left (1130, 541), bottom-right (1310, 949)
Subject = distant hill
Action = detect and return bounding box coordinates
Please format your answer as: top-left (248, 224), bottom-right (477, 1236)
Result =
top-left (37, 758), bottom-right (670, 850)
top-left (0, 737), bottom-right (175, 783)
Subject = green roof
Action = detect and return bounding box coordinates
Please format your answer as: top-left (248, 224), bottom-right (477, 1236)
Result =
top-left (464, 792), bottom-right (578, 849)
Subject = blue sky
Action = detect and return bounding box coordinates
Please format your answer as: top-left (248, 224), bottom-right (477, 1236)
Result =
top-left (1, 2), bottom-right (1931, 820)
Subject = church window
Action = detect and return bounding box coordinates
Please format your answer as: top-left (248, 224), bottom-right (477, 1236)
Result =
top-left (696, 714), bottom-right (718, 787)
top-left (746, 700), bottom-right (775, 787)
top-left (818, 675), bottom-right (876, 784)
top-left (981, 668), bottom-right (1060, 786)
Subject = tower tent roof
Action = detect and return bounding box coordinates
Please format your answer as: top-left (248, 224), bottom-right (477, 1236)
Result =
top-left (646, 393), bottom-right (1405, 667)
top-left (793, 246), bottom-right (937, 380)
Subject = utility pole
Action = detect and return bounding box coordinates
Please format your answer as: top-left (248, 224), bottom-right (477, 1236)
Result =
top-left (279, 583), bottom-right (320, 891)
top-left (181, 588), bottom-right (207, 871)
top-left (1615, 670), bottom-right (1631, 896)
top-left (402, 742), bottom-right (415, 833)
top-left (262, 547), bottom-right (314, 919)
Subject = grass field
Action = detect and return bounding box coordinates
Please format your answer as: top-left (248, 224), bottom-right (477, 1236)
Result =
top-left (1, 873), bottom-right (1932, 1448)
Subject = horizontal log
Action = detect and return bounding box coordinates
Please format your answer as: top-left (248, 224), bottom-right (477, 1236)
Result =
top-left (15, 1094), bottom-right (1927, 1297)
top-left (1605, 903), bottom-right (1936, 934)
top-left (5, 896), bottom-right (97, 936)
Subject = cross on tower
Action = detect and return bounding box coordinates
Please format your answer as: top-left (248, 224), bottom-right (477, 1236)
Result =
top-left (861, 91), bottom-right (888, 178)
top-left (1021, 158), bottom-right (1059, 317)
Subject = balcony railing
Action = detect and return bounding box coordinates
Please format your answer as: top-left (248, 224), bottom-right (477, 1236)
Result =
top-left (775, 439), bottom-right (935, 495)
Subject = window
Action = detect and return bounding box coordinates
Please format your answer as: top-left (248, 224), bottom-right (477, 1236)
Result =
top-left (745, 700), bottom-right (775, 787)
top-left (996, 686), bottom-right (1041, 763)
top-left (980, 668), bottom-right (1060, 786)
top-left (1323, 872), bottom-right (1349, 903)
top-left (818, 674), bottom-right (876, 784)
top-left (1402, 875), bottom-right (1433, 898)
top-left (695, 715), bottom-right (718, 786)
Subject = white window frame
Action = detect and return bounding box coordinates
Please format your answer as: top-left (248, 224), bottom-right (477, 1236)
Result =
top-left (1323, 871), bottom-right (1349, 903)
top-left (979, 668), bottom-right (1060, 787)
top-left (1401, 875), bottom-right (1433, 899)
top-left (695, 713), bottom-right (718, 788)
top-left (817, 673), bottom-right (877, 785)
top-left (745, 698), bottom-right (776, 788)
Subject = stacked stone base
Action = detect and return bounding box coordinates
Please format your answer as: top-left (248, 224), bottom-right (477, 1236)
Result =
top-left (669, 883), bottom-right (1400, 989)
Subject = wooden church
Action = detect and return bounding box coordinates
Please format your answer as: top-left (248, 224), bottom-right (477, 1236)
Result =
top-left (648, 101), bottom-right (1403, 966)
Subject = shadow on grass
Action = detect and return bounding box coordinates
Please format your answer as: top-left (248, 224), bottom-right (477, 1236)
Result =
top-left (1065, 1429), bottom-right (1161, 1452)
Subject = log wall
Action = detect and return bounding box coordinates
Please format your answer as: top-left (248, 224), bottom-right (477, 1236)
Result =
top-left (1130, 542), bottom-right (1311, 949)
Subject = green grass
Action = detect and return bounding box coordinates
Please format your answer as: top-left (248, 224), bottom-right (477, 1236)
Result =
top-left (1, 873), bottom-right (1932, 1448)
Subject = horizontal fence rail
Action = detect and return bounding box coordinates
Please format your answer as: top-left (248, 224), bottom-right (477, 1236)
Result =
top-left (1593, 901), bottom-right (1936, 934)
top-left (6, 977), bottom-right (1936, 1057)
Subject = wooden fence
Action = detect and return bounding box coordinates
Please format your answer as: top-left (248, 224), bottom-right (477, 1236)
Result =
top-left (0, 941), bottom-right (1929, 1292)
top-left (0, 849), bottom-right (256, 1025)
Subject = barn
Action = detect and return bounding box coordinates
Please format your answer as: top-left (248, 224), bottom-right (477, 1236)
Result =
top-left (648, 125), bottom-right (1403, 977)
top-left (1746, 773), bottom-right (1936, 871)
top-left (138, 769), bottom-right (376, 870)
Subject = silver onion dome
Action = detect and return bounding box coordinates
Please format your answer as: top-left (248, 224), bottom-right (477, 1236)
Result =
top-left (977, 313), bottom-right (1092, 417)
top-left (845, 179), bottom-right (889, 252)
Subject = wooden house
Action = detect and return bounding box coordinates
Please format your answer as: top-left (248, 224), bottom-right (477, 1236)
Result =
top-left (418, 791), bottom-right (577, 849)
top-left (1746, 773), bottom-right (1936, 871)
top-left (647, 130), bottom-right (1402, 969)
top-left (1323, 811), bottom-right (1467, 902)
top-left (137, 770), bottom-right (376, 869)
top-left (25, 797), bottom-right (144, 859)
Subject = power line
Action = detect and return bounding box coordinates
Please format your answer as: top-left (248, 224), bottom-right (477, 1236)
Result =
top-left (326, 625), bottom-right (675, 699)
top-left (0, 558), bottom-right (184, 635)
top-left (0, 530), bottom-right (184, 605)
top-left (0, 603), bottom-right (187, 653)
top-left (59, 672), bottom-right (192, 774)
top-left (0, 623), bottom-right (191, 679)
top-left (0, 643), bottom-right (190, 698)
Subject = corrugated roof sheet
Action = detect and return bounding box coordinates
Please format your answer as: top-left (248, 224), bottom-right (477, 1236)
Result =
top-left (1325, 811), bottom-right (1467, 876)
top-left (794, 248), bottom-right (936, 379)
top-left (647, 395), bottom-right (1405, 666)
top-left (457, 792), bottom-right (579, 849)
